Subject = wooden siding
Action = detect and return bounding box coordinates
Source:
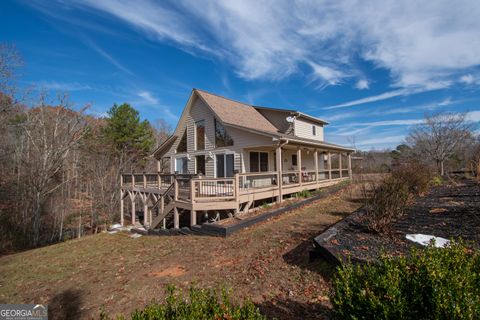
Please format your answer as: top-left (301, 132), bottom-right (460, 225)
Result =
top-left (163, 96), bottom-right (275, 177)
top-left (294, 118), bottom-right (324, 141)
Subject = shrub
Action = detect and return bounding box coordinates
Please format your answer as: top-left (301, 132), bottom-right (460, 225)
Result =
top-left (332, 241), bottom-right (480, 320)
top-left (100, 285), bottom-right (266, 320)
top-left (364, 176), bottom-right (410, 233)
top-left (391, 162), bottom-right (433, 195)
top-left (431, 175), bottom-right (443, 186)
top-left (364, 162), bottom-right (434, 233)
top-left (296, 189), bottom-right (312, 198)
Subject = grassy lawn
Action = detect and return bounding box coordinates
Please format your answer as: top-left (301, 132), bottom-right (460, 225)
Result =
top-left (0, 185), bottom-right (361, 320)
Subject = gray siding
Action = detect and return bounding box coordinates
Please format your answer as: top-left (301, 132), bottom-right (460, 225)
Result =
top-left (256, 109), bottom-right (292, 133)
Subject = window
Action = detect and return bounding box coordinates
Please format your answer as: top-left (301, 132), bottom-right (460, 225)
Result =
top-left (214, 118), bottom-right (234, 147)
top-left (196, 155), bottom-right (205, 175)
top-left (177, 129), bottom-right (187, 153)
top-left (249, 152), bottom-right (269, 172)
top-left (312, 125), bottom-right (316, 136)
top-left (292, 154), bottom-right (297, 166)
top-left (175, 157), bottom-right (188, 174)
top-left (195, 120), bottom-right (205, 150)
top-left (216, 153), bottom-right (234, 177)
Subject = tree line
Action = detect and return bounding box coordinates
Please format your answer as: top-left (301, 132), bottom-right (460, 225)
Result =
top-left (0, 44), bottom-right (170, 253)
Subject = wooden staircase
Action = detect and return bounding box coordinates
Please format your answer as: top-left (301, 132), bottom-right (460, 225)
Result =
top-left (149, 182), bottom-right (175, 229)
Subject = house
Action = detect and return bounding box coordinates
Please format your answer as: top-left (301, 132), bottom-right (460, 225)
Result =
top-left (120, 89), bottom-right (354, 230)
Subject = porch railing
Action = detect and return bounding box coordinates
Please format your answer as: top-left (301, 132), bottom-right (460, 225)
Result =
top-left (238, 171), bottom-right (278, 192)
top-left (192, 178), bottom-right (235, 200)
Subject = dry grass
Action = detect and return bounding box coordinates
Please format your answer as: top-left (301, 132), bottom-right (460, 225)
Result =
top-left (0, 185), bottom-right (363, 320)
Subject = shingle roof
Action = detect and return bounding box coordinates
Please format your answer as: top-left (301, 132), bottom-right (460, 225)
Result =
top-left (194, 89), bottom-right (279, 134)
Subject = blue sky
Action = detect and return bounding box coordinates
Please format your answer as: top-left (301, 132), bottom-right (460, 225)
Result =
top-left (2, 0), bottom-right (480, 150)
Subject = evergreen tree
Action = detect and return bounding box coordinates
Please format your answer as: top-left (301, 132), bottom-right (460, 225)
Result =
top-left (103, 103), bottom-right (155, 163)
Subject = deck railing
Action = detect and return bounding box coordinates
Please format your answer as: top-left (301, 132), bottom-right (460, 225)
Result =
top-left (192, 178), bottom-right (235, 200)
top-left (121, 168), bottom-right (350, 202)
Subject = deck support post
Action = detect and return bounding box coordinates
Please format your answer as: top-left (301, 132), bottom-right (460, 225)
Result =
top-left (190, 210), bottom-right (197, 226)
top-left (339, 153), bottom-right (343, 178)
top-left (276, 146), bottom-right (283, 203)
top-left (120, 190), bottom-right (124, 226)
top-left (328, 152), bottom-right (332, 180)
top-left (131, 194), bottom-right (136, 225)
top-left (143, 194), bottom-right (149, 227)
top-left (314, 149), bottom-right (319, 184)
top-left (297, 148), bottom-right (302, 187)
top-left (348, 153), bottom-right (352, 178)
top-left (173, 207), bottom-right (179, 229)
top-left (120, 175), bottom-right (124, 226)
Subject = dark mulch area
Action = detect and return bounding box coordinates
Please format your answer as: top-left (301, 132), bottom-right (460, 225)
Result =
top-left (314, 179), bottom-right (480, 264)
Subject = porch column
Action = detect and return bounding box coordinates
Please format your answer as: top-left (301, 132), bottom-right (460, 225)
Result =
top-left (314, 149), bottom-right (319, 183)
top-left (297, 148), bottom-right (302, 186)
top-left (348, 153), bottom-right (352, 178)
top-left (276, 145), bottom-right (283, 203)
top-left (157, 159), bottom-right (161, 172)
top-left (328, 152), bottom-right (332, 180)
top-left (143, 195), bottom-right (148, 227)
top-left (339, 153), bottom-right (343, 178)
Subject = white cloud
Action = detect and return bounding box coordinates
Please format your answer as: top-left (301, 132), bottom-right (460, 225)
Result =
top-left (138, 90), bottom-right (158, 104)
top-left (355, 79), bottom-right (369, 90)
top-left (308, 61), bottom-right (346, 87)
top-left (460, 74), bottom-right (475, 84)
top-left (40, 1), bottom-right (480, 89)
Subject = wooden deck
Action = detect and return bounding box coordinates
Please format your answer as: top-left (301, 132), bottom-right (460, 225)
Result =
top-left (120, 166), bottom-right (351, 230)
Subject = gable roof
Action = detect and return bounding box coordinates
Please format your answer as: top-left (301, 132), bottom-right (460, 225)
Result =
top-left (194, 89), bottom-right (279, 134)
top-left (253, 105), bottom-right (329, 125)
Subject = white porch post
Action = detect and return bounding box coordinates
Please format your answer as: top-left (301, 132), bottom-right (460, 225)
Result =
top-left (297, 148), bottom-right (302, 186)
top-left (131, 196), bottom-right (136, 225)
top-left (339, 153), bottom-right (343, 178)
top-left (276, 145), bottom-right (283, 203)
top-left (348, 153), bottom-right (352, 178)
top-left (328, 152), bottom-right (332, 180)
top-left (157, 159), bottom-right (161, 172)
top-left (173, 207), bottom-right (179, 229)
top-left (314, 149), bottom-right (319, 183)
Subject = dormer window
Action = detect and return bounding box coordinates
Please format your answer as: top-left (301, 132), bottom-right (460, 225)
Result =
top-left (312, 125), bottom-right (316, 136)
top-left (195, 120), bottom-right (205, 150)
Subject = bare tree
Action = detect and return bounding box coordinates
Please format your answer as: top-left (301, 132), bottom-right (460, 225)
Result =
top-left (407, 112), bottom-right (473, 176)
top-left (17, 94), bottom-right (89, 246)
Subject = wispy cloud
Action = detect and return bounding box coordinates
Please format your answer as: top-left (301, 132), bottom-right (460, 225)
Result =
top-left (323, 87), bottom-right (429, 110)
top-left (34, 80), bottom-right (91, 91)
top-left (42, 0), bottom-right (480, 89)
top-left (356, 135), bottom-right (406, 147)
top-left (137, 90), bottom-right (158, 104)
top-left (81, 36), bottom-right (134, 75)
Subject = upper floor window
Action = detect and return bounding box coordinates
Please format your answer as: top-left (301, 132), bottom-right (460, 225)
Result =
top-left (312, 125), bottom-right (316, 136)
top-left (214, 118), bottom-right (234, 147)
top-left (195, 120), bottom-right (205, 150)
top-left (177, 129), bottom-right (187, 153)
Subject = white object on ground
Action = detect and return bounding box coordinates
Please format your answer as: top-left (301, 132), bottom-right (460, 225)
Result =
top-left (110, 223), bottom-right (122, 230)
top-left (108, 230), bottom-right (118, 234)
top-left (130, 233), bottom-right (142, 239)
top-left (406, 234), bottom-right (450, 248)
